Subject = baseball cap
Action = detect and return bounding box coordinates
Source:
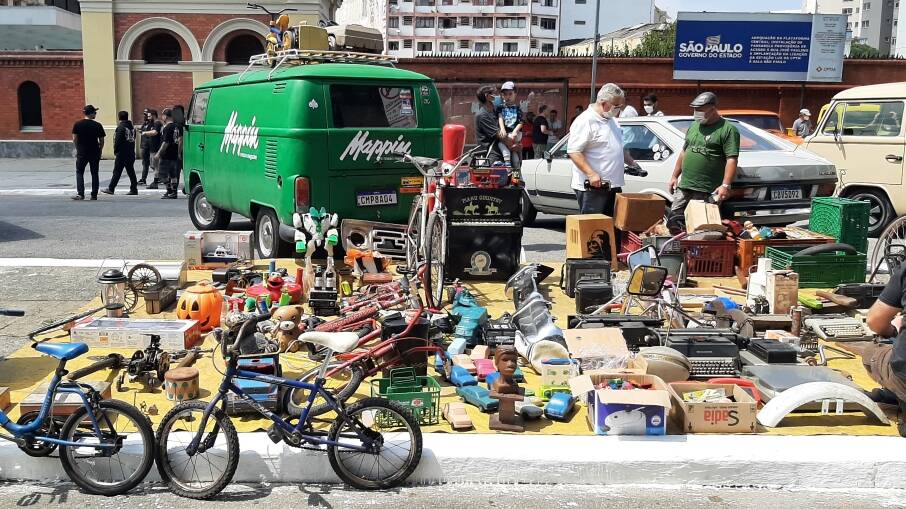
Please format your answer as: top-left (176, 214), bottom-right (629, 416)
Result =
top-left (83, 104), bottom-right (99, 114)
top-left (501, 81), bottom-right (516, 91)
top-left (800, 108), bottom-right (811, 116)
top-left (689, 92), bottom-right (717, 108)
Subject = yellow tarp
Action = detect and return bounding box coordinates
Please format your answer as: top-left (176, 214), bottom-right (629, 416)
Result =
top-left (2, 261), bottom-right (895, 436)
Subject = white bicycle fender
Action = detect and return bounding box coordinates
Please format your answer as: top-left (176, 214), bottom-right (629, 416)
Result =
top-left (757, 381), bottom-right (889, 428)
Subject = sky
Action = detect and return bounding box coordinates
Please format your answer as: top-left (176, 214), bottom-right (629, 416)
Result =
top-left (658, 0), bottom-right (804, 18)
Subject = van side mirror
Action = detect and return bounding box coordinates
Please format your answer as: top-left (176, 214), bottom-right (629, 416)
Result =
top-left (543, 151), bottom-right (552, 162)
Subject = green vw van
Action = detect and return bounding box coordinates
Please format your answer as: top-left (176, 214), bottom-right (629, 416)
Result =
top-left (183, 56), bottom-right (442, 258)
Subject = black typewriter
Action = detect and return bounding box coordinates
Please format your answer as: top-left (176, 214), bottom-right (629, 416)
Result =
top-left (663, 329), bottom-right (742, 379)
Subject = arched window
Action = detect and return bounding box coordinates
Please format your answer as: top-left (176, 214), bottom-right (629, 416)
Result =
top-left (18, 81), bottom-right (42, 130)
top-left (143, 32), bottom-right (182, 64)
top-left (225, 34), bottom-right (263, 65)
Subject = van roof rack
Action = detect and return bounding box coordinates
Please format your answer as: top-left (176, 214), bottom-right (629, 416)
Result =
top-left (239, 49), bottom-right (398, 82)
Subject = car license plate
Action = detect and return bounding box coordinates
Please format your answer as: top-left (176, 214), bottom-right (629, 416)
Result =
top-left (770, 186), bottom-right (802, 200)
top-left (356, 190), bottom-right (398, 207)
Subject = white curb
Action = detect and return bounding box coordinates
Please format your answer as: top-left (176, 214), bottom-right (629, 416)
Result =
top-left (1, 433), bottom-right (906, 488)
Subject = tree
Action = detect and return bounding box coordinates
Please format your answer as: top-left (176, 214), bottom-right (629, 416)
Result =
top-left (632, 23), bottom-right (676, 57)
top-left (848, 42), bottom-right (881, 58)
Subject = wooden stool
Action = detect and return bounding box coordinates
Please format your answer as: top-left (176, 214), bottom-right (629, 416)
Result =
top-left (566, 214), bottom-right (619, 271)
top-left (165, 367), bottom-right (200, 402)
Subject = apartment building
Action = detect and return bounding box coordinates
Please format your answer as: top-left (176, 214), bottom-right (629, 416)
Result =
top-left (805, 0), bottom-right (898, 54)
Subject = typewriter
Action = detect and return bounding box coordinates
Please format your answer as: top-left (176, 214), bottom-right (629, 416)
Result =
top-left (803, 316), bottom-right (874, 342)
top-left (662, 329), bottom-right (741, 379)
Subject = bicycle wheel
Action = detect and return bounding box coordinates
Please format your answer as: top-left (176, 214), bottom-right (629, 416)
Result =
top-left (405, 195), bottom-right (424, 273)
top-left (58, 399), bottom-right (154, 496)
top-left (284, 361), bottom-right (366, 418)
top-left (327, 397), bottom-right (422, 490)
top-left (424, 211), bottom-right (447, 309)
top-left (156, 400), bottom-right (239, 500)
top-left (870, 215), bottom-right (906, 282)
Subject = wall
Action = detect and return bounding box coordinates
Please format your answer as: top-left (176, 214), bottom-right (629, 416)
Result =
top-left (0, 52), bottom-right (84, 141)
top-left (558, 0), bottom-right (653, 43)
top-left (129, 70), bottom-right (194, 122)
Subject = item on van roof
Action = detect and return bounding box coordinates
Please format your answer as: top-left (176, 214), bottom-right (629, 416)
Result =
top-left (323, 22), bottom-right (383, 54)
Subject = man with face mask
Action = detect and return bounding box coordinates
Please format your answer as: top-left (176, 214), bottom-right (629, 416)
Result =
top-left (666, 92), bottom-right (740, 234)
top-left (568, 83), bottom-right (638, 257)
top-left (474, 85), bottom-right (504, 163)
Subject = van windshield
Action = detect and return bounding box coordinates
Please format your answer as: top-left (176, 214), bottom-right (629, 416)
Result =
top-left (330, 85), bottom-right (418, 128)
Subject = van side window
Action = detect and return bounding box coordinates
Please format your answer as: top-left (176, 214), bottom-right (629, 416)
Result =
top-left (188, 90), bottom-right (211, 125)
top-left (821, 103), bottom-right (845, 135)
top-left (329, 85), bottom-right (418, 128)
top-left (841, 101), bottom-right (904, 137)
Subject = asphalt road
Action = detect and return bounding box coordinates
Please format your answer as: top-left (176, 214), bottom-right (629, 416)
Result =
top-left (0, 482), bottom-right (902, 509)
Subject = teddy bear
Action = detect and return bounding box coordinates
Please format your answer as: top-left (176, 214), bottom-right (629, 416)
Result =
top-left (270, 305), bottom-right (305, 353)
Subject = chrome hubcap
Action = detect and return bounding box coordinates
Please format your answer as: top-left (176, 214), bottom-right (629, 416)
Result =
top-left (259, 217), bottom-right (275, 256)
top-left (194, 193), bottom-right (215, 224)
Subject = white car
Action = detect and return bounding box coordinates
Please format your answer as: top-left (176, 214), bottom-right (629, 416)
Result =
top-left (520, 116), bottom-right (838, 226)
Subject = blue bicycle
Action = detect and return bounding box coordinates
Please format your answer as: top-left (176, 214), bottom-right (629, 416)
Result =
top-left (0, 309), bottom-right (155, 495)
top-left (155, 311), bottom-right (423, 499)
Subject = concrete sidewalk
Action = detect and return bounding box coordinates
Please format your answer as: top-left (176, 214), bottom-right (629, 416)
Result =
top-left (0, 158), bottom-right (161, 194)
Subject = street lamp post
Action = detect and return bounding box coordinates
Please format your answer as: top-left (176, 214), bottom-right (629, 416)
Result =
top-left (589, 0), bottom-right (600, 102)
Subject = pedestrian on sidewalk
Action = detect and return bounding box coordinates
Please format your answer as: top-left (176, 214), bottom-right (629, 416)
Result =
top-left (154, 108), bottom-right (179, 199)
top-left (793, 108), bottom-right (812, 138)
top-left (102, 111), bottom-right (138, 196)
top-left (71, 104), bottom-right (105, 201)
top-left (173, 104), bottom-right (186, 195)
top-left (532, 104), bottom-right (550, 159)
top-left (138, 109), bottom-right (161, 185)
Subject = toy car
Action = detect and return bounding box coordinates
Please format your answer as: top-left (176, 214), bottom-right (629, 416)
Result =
top-left (443, 401), bottom-right (474, 430)
top-left (473, 359), bottom-right (495, 381)
top-left (456, 385), bottom-right (499, 412)
top-left (544, 391), bottom-right (576, 421)
top-left (449, 365), bottom-right (477, 387)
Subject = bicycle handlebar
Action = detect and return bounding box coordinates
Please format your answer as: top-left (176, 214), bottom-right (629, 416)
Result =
top-left (388, 145), bottom-right (484, 179)
top-left (247, 3), bottom-right (297, 17)
top-left (0, 309), bottom-right (25, 317)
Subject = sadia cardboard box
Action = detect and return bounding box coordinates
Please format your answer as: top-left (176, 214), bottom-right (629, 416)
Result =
top-left (614, 193), bottom-right (666, 232)
top-left (564, 328), bottom-right (647, 375)
top-left (184, 230), bottom-right (252, 269)
top-left (669, 382), bottom-right (757, 434)
top-left (566, 214), bottom-right (615, 259)
top-left (568, 373), bottom-right (672, 435)
top-left (684, 200), bottom-right (726, 233)
top-left (70, 317), bottom-right (202, 349)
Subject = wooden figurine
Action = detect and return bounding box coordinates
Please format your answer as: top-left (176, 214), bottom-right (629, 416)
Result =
top-left (488, 346), bottom-right (525, 432)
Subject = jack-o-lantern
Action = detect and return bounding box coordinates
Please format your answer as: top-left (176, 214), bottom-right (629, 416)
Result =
top-left (176, 281), bottom-right (223, 332)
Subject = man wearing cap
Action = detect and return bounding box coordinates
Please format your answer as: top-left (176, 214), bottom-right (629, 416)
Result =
top-left (666, 92), bottom-right (740, 234)
top-left (793, 109), bottom-right (812, 138)
top-left (71, 105), bottom-right (106, 201)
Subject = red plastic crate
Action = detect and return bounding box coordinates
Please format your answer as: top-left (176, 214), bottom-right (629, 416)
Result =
top-left (681, 239), bottom-right (736, 277)
top-left (618, 231), bottom-right (643, 262)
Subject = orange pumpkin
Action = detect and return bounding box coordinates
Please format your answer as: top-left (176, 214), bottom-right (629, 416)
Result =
top-left (176, 281), bottom-right (223, 332)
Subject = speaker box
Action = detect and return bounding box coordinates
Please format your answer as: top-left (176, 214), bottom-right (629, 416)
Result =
top-left (445, 224), bottom-right (522, 281)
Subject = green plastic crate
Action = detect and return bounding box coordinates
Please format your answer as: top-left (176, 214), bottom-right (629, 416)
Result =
top-left (808, 197), bottom-right (870, 254)
top-left (370, 367), bottom-right (440, 427)
top-left (765, 245), bottom-right (866, 288)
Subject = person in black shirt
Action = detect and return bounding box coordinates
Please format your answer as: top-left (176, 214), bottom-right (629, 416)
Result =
top-left (71, 104), bottom-right (105, 201)
top-left (138, 109), bottom-right (159, 185)
top-left (102, 111), bottom-right (138, 195)
top-left (532, 104), bottom-right (550, 159)
top-left (154, 108), bottom-right (180, 199)
top-left (864, 264), bottom-right (906, 436)
top-left (474, 85), bottom-right (503, 164)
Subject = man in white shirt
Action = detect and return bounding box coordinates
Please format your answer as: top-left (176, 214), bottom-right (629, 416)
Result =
top-left (568, 82), bottom-right (638, 216)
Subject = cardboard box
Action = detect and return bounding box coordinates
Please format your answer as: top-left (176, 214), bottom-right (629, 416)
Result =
top-left (566, 214), bottom-right (614, 259)
top-left (568, 373), bottom-right (672, 435)
top-left (684, 200), bottom-right (725, 233)
top-left (669, 382), bottom-right (758, 434)
top-left (614, 193), bottom-right (667, 232)
top-left (70, 317), bottom-right (201, 349)
top-left (564, 328), bottom-right (648, 374)
top-left (20, 382), bottom-right (111, 416)
top-left (766, 271), bottom-right (799, 314)
top-left (184, 231), bottom-right (252, 269)
top-left (765, 330), bottom-right (798, 343)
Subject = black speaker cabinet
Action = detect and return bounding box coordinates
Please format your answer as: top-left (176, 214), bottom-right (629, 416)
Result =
top-left (445, 224), bottom-right (522, 281)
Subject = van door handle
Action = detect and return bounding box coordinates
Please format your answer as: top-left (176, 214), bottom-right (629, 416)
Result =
top-left (198, 143), bottom-right (205, 150)
top-left (886, 154), bottom-right (903, 163)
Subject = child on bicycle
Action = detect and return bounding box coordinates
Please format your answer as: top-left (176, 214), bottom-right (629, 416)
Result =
top-left (496, 81), bottom-right (524, 169)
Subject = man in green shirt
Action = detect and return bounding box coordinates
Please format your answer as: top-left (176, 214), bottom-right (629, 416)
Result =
top-left (666, 92), bottom-right (741, 233)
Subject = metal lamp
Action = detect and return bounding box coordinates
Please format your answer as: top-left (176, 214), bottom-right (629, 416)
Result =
top-left (98, 269), bottom-right (128, 318)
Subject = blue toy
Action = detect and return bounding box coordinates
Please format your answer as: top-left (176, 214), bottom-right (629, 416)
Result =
top-left (456, 385), bottom-right (499, 412)
top-left (544, 391), bottom-right (576, 421)
top-left (450, 365), bottom-right (478, 387)
top-left (447, 337), bottom-right (468, 357)
top-left (450, 290), bottom-right (488, 347)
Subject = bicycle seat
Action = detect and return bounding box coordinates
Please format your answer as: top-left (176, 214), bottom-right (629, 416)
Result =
top-left (34, 342), bottom-right (89, 361)
top-left (298, 331), bottom-right (359, 353)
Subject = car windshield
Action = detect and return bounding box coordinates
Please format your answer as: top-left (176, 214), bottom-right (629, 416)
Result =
top-left (668, 119), bottom-right (784, 152)
top-left (725, 114), bottom-right (783, 132)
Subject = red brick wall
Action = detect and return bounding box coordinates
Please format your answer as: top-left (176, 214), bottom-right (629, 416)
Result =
top-left (130, 71), bottom-right (194, 122)
top-left (114, 13), bottom-right (270, 55)
top-left (0, 52), bottom-right (84, 140)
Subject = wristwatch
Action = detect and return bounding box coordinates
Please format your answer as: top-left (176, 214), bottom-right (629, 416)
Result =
top-left (719, 184), bottom-right (731, 189)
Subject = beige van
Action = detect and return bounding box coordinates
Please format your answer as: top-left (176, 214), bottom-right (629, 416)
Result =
top-left (803, 82), bottom-right (906, 237)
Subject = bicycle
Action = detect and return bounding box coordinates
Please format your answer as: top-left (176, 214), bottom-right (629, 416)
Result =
top-left (870, 214), bottom-right (906, 282)
top-left (391, 146), bottom-right (484, 309)
top-left (155, 312), bottom-right (423, 499)
top-left (0, 309), bottom-right (155, 496)
top-left (247, 3), bottom-right (298, 65)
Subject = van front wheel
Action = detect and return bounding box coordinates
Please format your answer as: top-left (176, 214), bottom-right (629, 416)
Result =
top-left (189, 185), bottom-right (232, 230)
top-left (255, 208), bottom-right (292, 258)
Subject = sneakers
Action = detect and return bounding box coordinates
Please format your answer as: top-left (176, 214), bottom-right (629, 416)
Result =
top-left (89, 195), bottom-right (97, 201)
top-left (161, 193), bottom-right (177, 199)
top-left (137, 179), bottom-right (146, 185)
top-left (101, 189), bottom-right (114, 195)
top-left (147, 182), bottom-right (159, 190)
top-left (126, 190), bottom-right (138, 195)
top-left (71, 195), bottom-right (84, 201)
